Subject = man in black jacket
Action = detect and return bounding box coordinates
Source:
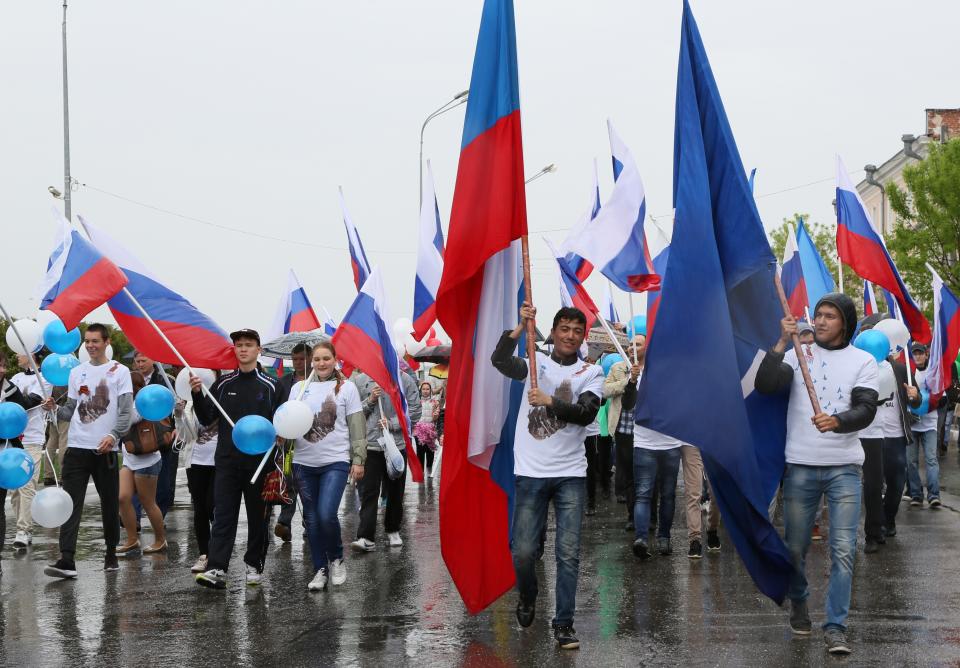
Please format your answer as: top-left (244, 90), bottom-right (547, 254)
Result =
top-left (191, 329), bottom-right (283, 589)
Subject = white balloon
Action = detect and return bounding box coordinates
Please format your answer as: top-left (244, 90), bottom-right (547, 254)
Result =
top-left (273, 399), bottom-right (314, 439)
top-left (31, 487), bottom-right (73, 528)
top-left (878, 361), bottom-right (897, 400)
top-left (175, 367), bottom-right (216, 401)
top-left (78, 344), bottom-right (113, 363)
top-left (874, 318), bottom-right (910, 352)
top-left (5, 319), bottom-right (41, 356)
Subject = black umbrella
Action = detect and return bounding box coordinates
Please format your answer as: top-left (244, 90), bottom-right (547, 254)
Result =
top-left (413, 345), bottom-right (452, 364)
top-left (261, 330), bottom-right (330, 359)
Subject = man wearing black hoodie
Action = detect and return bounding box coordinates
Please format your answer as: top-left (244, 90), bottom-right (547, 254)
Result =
top-left (191, 329), bottom-right (283, 589)
top-left (755, 294), bottom-right (879, 656)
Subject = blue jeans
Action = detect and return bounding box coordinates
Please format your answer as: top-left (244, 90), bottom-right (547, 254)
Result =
top-left (632, 447), bottom-right (681, 541)
top-left (511, 476), bottom-right (585, 627)
top-left (907, 430), bottom-right (940, 501)
top-left (783, 464), bottom-right (861, 631)
top-left (294, 461), bottom-right (350, 570)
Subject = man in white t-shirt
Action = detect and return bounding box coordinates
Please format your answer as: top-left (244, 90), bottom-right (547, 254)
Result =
top-left (9, 354), bottom-right (51, 549)
top-left (907, 343), bottom-right (941, 508)
top-left (755, 294), bottom-right (879, 656)
top-left (492, 304), bottom-right (604, 651)
top-left (42, 324), bottom-right (133, 579)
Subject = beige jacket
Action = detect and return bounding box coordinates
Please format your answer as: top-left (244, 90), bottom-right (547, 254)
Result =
top-left (603, 361), bottom-right (632, 431)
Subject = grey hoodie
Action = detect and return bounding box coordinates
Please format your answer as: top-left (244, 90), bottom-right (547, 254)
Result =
top-left (352, 371), bottom-right (422, 452)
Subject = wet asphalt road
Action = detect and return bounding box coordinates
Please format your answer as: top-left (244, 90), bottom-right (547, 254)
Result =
top-left (3, 452), bottom-right (960, 667)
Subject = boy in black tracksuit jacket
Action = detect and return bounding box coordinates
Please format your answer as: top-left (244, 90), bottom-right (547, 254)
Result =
top-left (192, 330), bottom-right (283, 588)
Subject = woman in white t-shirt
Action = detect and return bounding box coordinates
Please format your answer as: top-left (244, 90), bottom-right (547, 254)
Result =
top-left (117, 372), bottom-right (168, 555)
top-left (291, 341), bottom-right (367, 591)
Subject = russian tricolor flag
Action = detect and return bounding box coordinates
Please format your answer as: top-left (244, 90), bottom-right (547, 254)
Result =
top-left (340, 188), bottom-right (373, 292)
top-left (780, 228), bottom-right (807, 319)
top-left (271, 269), bottom-right (322, 336)
top-left (927, 267), bottom-right (960, 406)
top-left (80, 217), bottom-right (236, 370)
top-left (320, 306), bottom-right (338, 337)
top-left (561, 160), bottom-right (600, 284)
top-left (563, 121), bottom-right (660, 293)
top-left (435, 0), bottom-right (527, 615)
top-left (547, 239), bottom-right (598, 323)
top-left (412, 161), bottom-right (446, 341)
top-left (37, 211), bottom-right (128, 330)
top-left (863, 279), bottom-right (878, 317)
top-left (836, 156), bottom-right (931, 343)
top-left (795, 219), bottom-right (835, 309)
top-left (602, 281), bottom-right (620, 324)
top-left (331, 268), bottom-right (423, 482)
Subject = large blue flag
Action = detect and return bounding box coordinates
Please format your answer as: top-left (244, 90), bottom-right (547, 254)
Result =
top-left (635, 0), bottom-right (792, 603)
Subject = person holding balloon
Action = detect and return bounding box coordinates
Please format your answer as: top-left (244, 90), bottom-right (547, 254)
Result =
top-left (41, 323), bottom-right (133, 580)
top-left (907, 343), bottom-right (941, 509)
top-left (8, 353), bottom-right (51, 549)
top-left (191, 328), bottom-right (283, 590)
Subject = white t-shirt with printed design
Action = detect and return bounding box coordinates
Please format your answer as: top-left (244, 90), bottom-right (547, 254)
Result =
top-left (782, 345), bottom-right (879, 466)
top-left (513, 352), bottom-right (605, 478)
top-left (67, 361), bottom-right (133, 452)
top-left (291, 378), bottom-right (362, 467)
top-left (11, 372), bottom-right (50, 445)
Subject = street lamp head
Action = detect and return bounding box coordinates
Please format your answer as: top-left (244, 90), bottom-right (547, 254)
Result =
top-left (544, 163), bottom-right (557, 173)
top-left (48, 185), bottom-right (62, 199)
top-left (454, 90), bottom-right (469, 100)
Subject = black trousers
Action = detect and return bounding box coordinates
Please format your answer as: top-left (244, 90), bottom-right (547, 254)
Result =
top-left (415, 438), bottom-right (435, 472)
top-left (860, 438), bottom-right (885, 541)
top-left (60, 448), bottom-right (120, 559)
top-left (883, 437), bottom-right (908, 528)
top-left (357, 449), bottom-right (406, 540)
top-left (186, 465), bottom-right (216, 555)
top-left (584, 436), bottom-right (599, 503)
top-left (598, 435), bottom-right (613, 490)
top-left (207, 459), bottom-right (269, 572)
top-left (614, 432), bottom-right (635, 519)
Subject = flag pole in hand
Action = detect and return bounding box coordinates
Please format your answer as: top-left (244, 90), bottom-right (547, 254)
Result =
top-left (520, 235), bottom-right (538, 389)
top-left (774, 272), bottom-right (822, 414)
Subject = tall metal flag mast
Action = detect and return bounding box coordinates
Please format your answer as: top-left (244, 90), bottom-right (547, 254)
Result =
top-left (61, 0), bottom-right (72, 220)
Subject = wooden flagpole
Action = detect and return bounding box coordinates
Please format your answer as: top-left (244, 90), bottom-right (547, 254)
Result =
top-left (774, 273), bottom-right (822, 414)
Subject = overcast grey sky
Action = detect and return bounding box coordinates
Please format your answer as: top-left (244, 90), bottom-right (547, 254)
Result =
top-left (2, 1), bottom-right (956, 338)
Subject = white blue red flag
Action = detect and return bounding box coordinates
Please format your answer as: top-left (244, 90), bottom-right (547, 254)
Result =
top-left (780, 228), bottom-right (807, 319)
top-left (412, 161), bottom-right (446, 341)
top-left (863, 279), bottom-right (878, 317)
top-left (80, 217), bottom-right (236, 369)
top-left (795, 219), bottom-right (835, 309)
top-left (435, 0), bottom-right (527, 615)
top-left (562, 121), bottom-right (660, 293)
top-left (637, 0), bottom-right (792, 603)
top-left (561, 160), bottom-right (600, 283)
top-left (320, 306), bottom-right (338, 337)
top-left (546, 238), bottom-right (598, 322)
top-left (332, 268), bottom-right (423, 481)
top-left (880, 285), bottom-right (900, 320)
top-left (927, 267), bottom-right (960, 406)
top-left (266, 269), bottom-right (324, 372)
top-left (602, 281), bottom-right (620, 324)
top-left (836, 156), bottom-right (931, 343)
top-left (37, 210), bottom-right (128, 330)
top-left (340, 188), bottom-right (373, 292)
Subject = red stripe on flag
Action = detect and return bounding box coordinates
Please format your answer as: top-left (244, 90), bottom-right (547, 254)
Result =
top-left (47, 257), bottom-right (128, 330)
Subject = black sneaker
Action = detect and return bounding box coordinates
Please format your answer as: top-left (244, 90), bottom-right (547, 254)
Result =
top-left (688, 540), bottom-right (703, 559)
top-left (585, 503), bottom-right (597, 517)
top-left (553, 624), bottom-right (580, 650)
top-left (515, 599), bottom-right (535, 628)
top-left (789, 599), bottom-right (811, 635)
top-left (104, 552), bottom-right (119, 572)
top-left (45, 558), bottom-right (78, 579)
top-left (624, 521), bottom-right (634, 532)
top-left (864, 539), bottom-right (881, 554)
top-left (824, 628), bottom-right (851, 654)
top-left (706, 530), bottom-right (721, 552)
top-left (196, 568), bottom-right (228, 590)
top-left (657, 537), bottom-right (672, 555)
top-left (885, 524), bottom-right (897, 537)
top-left (929, 498), bottom-right (942, 509)
top-left (632, 538), bottom-right (651, 560)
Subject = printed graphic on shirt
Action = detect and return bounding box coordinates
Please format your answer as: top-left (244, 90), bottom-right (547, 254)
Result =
top-left (77, 378), bottom-right (111, 424)
top-left (528, 379), bottom-right (573, 440)
top-left (197, 422), bottom-right (218, 445)
top-left (305, 394), bottom-right (338, 443)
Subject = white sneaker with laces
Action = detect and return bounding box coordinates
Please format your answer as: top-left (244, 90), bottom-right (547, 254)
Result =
top-left (308, 568), bottom-right (328, 591)
top-left (191, 555), bottom-right (209, 573)
top-left (351, 538), bottom-right (376, 552)
top-left (245, 565), bottom-right (263, 586)
top-left (330, 558), bottom-right (347, 586)
top-left (12, 531), bottom-right (31, 549)
top-left (387, 532), bottom-right (403, 547)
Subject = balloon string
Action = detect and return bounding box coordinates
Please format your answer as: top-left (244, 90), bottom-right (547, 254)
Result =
top-left (44, 447), bottom-right (60, 488)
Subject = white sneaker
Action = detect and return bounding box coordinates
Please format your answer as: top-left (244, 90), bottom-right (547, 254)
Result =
top-left (329, 558), bottom-right (347, 586)
top-left (387, 532), bottom-right (403, 547)
top-left (308, 567), bottom-right (328, 591)
top-left (191, 555), bottom-right (209, 573)
top-left (351, 538), bottom-right (376, 552)
top-left (12, 531), bottom-right (31, 549)
top-left (245, 565), bottom-right (263, 587)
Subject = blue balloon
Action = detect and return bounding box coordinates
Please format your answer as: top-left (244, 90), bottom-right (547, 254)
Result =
top-left (626, 315), bottom-right (647, 338)
top-left (135, 384), bottom-right (175, 421)
top-left (43, 319), bottom-right (81, 354)
top-left (853, 329), bottom-right (890, 364)
top-left (910, 390), bottom-right (931, 416)
top-left (600, 353), bottom-right (624, 376)
top-left (0, 403), bottom-right (29, 440)
top-left (233, 415), bottom-right (276, 455)
top-left (41, 353), bottom-right (81, 386)
top-left (0, 448), bottom-right (35, 490)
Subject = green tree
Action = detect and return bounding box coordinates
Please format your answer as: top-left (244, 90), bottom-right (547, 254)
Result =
top-left (768, 213), bottom-right (839, 280)
top-left (887, 138), bottom-right (960, 308)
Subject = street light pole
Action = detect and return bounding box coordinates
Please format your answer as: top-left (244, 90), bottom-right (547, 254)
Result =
top-left (61, 0), bottom-right (72, 221)
top-left (419, 90), bottom-right (468, 209)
